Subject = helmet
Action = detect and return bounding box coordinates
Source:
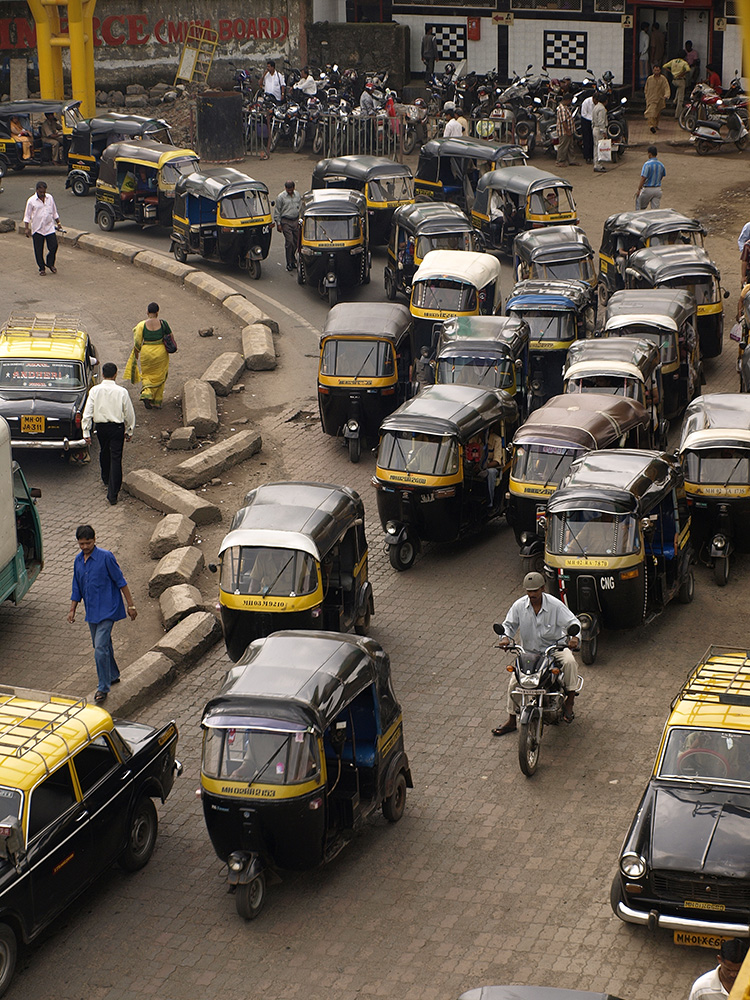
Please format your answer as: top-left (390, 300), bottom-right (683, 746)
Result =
top-left (365, 81), bottom-right (374, 90)
top-left (414, 98), bottom-right (426, 109)
top-left (445, 62), bottom-right (456, 76)
top-left (443, 100), bottom-right (456, 112)
top-left (523, 572), bottom-right (545, 591)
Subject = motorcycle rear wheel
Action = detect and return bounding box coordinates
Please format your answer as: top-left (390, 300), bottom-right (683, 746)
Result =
top-left (736, 135), bottom-right (749, 151)
top-left (680, 109), bottom-right (697, 131)
top-left (518, 721), bottom-right (540, 777)
top-left (313, 129), bottom-right (324, 154)
top-left (695, 139), bottom-right (714, 156)
top-left (269, 129), bottom-right (280, 152)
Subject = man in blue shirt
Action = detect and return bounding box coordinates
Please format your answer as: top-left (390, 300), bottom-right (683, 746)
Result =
top-left (636, 145), bottom-right (666, 210)
top-left (68, 525), bottom-right (137, 703)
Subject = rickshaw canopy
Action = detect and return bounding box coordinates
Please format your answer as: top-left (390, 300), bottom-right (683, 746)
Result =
top-left (175, 167), bottom-right (268, 203)
top-left (412, 250), bottom-right (501, 288)
top-left (604, 288), bottom-right (696, 332)
top-left (320, 302), bottom-right (412, 344)
top-left (380, 384), bottom-right (517, 440)
top-left (300, 189), bottom-right (367, 217)
top-left (679, 394), bottom-right (750, 452)
top-left (201, 630), bottom-right (396, 733)
top-left (436, 315), bottom-right (528, 358)
top-left (418, 137), bottom-right (527, 165)
top-left (626, 245), bottom-right (720, 283)
top-left (0, 98), bottom-right (82, 120)
top-left (97, 139), bottom-right (198, 185)
top-left (476, 165), bottom-right (572, 201)
top-left (512, 393), bottom-right (651, 450)
top-left (602, 209), bottom-right (705, 247)
top-left (72, 113), bottom-right (171, 142)
top-left (514, 225), bottom-right (593, 265)
top-left (506, 279), bottom-right (591, 313)
top-left (312, 155), bottom-right (412, 185)
top-left (391, 202), bottom-right (474, 237)
top-left (549, 449), bottom-right (682, 517)
top-left (564, 338), bottom-right (661, 381)
top-left (218, 482), bottom-right (365, 563)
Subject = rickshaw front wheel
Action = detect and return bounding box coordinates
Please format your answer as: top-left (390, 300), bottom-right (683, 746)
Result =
top-left (382, 772), bottom-right (407, 822)
top-left (713, 555), bottom-right (730, 587)
top-left (235, 872), bottom-right (266, 920)
top-left (248, 259), bottom-right (262, 280)
top-left (297, 260), bottom-right (305, 285)
top-left (328, 285), bottom-right (339, 307)
top-left (347, 436), bottom-right (361, 463)
top-left (678, 569), bottom-right (695, 604)
top-left (518, 722), bottom-right (540, 777)
top-left (389, 538), bottom-right (417, 572)
top-left (71, 175), bottom-right (88, 197)
top-left (581, 635), bottom-right (598, 665)
top-left (384, 270), bottom-right (397, 301)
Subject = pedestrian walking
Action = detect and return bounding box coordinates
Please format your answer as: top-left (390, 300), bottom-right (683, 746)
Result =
top-left (81, 362), bottom-right (136, 505)
top-left (273, 179), bottom-right (301, 271)
top-left (663, 51), bottom-right (690, 122)
top-left (23, 180), bottom-right (61, 276)
top-left (421, 25), bottom-right (438, 83)
top-left (738, 219), bottom-right (750, 282)
top-left (636, 145), bottom-right (666, 210)
top-left (591, 93), bottom-right (608, 172)
top-left (638, 23), bottom-right (651, 88)
top-left (555, 94), bottom-right (579, 166)
top-left (644, 64), bottom-right (671, 132)
top-left (68, 525), bottom-right (137, 703)
top-left (649, 22), bottom-right (665, 68)
top-left (688, 939), bottom-right (748, 1000)
top-left (580, 93), bottom-right (594, 163)
top-left (125, 301), bottom-right (173, 409)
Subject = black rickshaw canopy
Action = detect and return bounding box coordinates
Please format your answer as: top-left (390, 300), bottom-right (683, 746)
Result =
top-left (437, 315), bottom-right (528, 358)
top-left (73, 113), bottom-right (171, 141)
top-left (380, 384), bottom-right (517, 440)
top-left (512, 393), bottom-right (650, 450)
top-left (565, 337), bottom-right (661, 378)
top-left (515, 225), bottom-right (593, 264)
top-left (201, 630), bottom-right (396, 733)
top-left (626, 245), bottom-right (720, 283)
top-left (602, 209), bottom-right (705, 246)
top-left (418, 137), bottom-right (527, 163)
top-left (300, 189), bottom-right (367, 216)
top-left (176, 166), bottom-right (268, 202)
top-left (605, 288), bottom-right (696, 331)
top-left (679, 393), bottom-right (750, 451)
top-left (97, 139), bottom-right (198, 185)
top-left (476, 165), bottom-right (571, 199)
top-left (0, 98), bottom-right (82, 119)
top-left (506, 278), bottom-right (592, 313)
top-left (321, 302), bottom-right (412, 343)
top-left (313, 155), bottom-right (412, 185)
top-left (392, 201), bottom-right (474, 237)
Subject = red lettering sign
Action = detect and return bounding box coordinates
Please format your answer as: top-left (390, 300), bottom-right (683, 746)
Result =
top-left (100, 14), bottom-right (126, 46)
top-left (15, 18), bottom-right (36, 48)
top-left (167, 21), bottom-right (185, 43)
top-left (258, 17), bottom-right (270, 39)
top-left (153, 18), bottom-right (166, 43)
top-left (218, 18), bottom-right (232, 41)
top-left (126, 14), bottom-right (149, 44)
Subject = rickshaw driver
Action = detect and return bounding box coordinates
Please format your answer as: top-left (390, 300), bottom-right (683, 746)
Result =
top-left (492, 572), bottom-right (581, 736)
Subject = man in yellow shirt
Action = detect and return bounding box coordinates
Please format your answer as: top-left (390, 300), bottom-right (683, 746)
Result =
top-left (663, 51), bottom-right (691, 122)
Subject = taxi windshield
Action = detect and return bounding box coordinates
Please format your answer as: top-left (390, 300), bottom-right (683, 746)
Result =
top-left (367, 176), bottom-right (413, 202)
top-left (378, 431), bottom-right (459, 476)
top-left (321, 338), bottom-right (395, 378)
top-left (220, 546), bottom-right (318, 597)
top-left (548, 510), bottom-right (640, 556)
top-left (566, 374), bottom-right (641, 400)
top-left (412, 280), bottom-right (478, 313)
top-left (612, 327), bottom-right (678, 366)
top-left (0, 359), bottom-right (85, 390)
top-left (417, 232), bottom-right (473, 258)
top-left (522, 312), bottom-right (576, 343)
top-left (220, 190), bottom-right (270, 219)
top-left (203, 726), bottom-right (319, 785)
top-left (658, 728), bottom-right (750, 784)
top-left (304, 215), bottom-right (360, 241)
top-left (437, 355), bottom-right (513, 389)
top-left (683, 448), bottom-right (750, 486)
top-left (511, 444), bottom-right (579, 486)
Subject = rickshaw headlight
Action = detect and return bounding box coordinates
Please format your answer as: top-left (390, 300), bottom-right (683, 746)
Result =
top-left (228, 852), bottom-right (246, 872)
top-left (347, 419), bottom-right (359, 433)
top-left (327, 271), bottom-right (336, 283)
top-left (385, 521), bottom-right (399, 535)
top-left (714, 535), bottom-right (726, 549)
top-left (620, 853), bottom-right (646, 879)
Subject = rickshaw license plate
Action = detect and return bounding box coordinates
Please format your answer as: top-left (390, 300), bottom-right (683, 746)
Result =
top-left (674, 931), bottom-right (732, 949)
top-left (21, 415), bottom-right (44, 434)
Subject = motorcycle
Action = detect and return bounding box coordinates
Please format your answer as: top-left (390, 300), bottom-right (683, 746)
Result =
top-left (691, 105), bottom-right (749, 154)
top-left (680, 75), bottom-right (748, 132)
top-left (269, 100), bottom-right (305, 152)
top-left (493, 621), bottom-right (582, 777)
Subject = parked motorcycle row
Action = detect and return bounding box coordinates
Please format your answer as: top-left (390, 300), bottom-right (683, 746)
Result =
top-left (682, 72), bottom-right (750, 154)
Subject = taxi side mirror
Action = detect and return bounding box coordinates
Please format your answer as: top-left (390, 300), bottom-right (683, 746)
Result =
top-left (0, 817), bottom-right (24, 867)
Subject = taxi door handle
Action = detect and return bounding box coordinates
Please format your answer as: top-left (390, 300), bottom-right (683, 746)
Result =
top-left (120, 770), bottom-right (132, 780)
top-left (75, 810), bottom-right (89, 823)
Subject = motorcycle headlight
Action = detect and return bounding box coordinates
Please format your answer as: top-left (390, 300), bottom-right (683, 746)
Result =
top-left (620, 852), bottom-right (646, 879)
top-left (520, 673), bottom-right (541, 688)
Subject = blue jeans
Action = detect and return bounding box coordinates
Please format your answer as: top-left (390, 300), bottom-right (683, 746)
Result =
top-left (88, 619), bottom-right (120, 692)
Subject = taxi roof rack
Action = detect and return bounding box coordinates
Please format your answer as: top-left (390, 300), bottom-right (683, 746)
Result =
top-left (0, 686), bottom-right (91, 775)
top-left (673, 645), bottom-right (750, 709)
top-left (1, 313), bottom-right (84, 339)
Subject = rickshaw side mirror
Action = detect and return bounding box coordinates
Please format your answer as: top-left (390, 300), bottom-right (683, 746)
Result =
top-left (270, 200), bottom-right (275, 207)
top-left (493, 623), bottom-right (505, 636)
top-left (89, 357), bottom-right (98, 366)
top-left (515, 358), bottom-right (523, 369)
top-left (354, 517), bottom-right (364, 526)
top-left (567, 623), bottom-right (580, 637)
top-left (208, 563), bottom-right (218, 573)
top-left (30, 487), bottom-right (42, 499)
top-left (724, 289), bottom-right (730, 299)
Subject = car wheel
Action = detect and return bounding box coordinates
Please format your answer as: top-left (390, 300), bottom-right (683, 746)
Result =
top-left (713, 555), bottom-right (730, 587)
top-left (97, 210), bottom-right (115, 232)
top-left (71, 175), bottom-right (88, 197)
top-left (235, 872), bottom-right (266, 920)
top-left (119, 797), bottom-right (158, 872)
top-left (382, 772), bottom-right (407, 822)
top-left (518, 721), bottom-right (540, 777)
top-left (0, 924), bottom-right (17, 997)
top-left (581, 634), bottom-right (598, 665)
top-left (389, 538), bottom-right (417, 571)
top-left (678, 569), bottom-right (695, 604)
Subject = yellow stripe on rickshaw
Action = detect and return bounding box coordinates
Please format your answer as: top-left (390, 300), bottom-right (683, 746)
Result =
top-left (375, 467), bottom-right (463, 488)
top-left (219, 588), bottom-right (322, 612)
top-left (685, 481), bottom-right (750, 498)
top-left (319, 373), bottom-right (395, 389)
top-left (201, 773), bottom-right (324, 800)
top-left (472, 211), bottom-right (490, 222)
top-left (410, 306), bottom-right (476, 320)
top-left (545, 551), bottom-right (642, 571)
top-left (526, 212), bottom-right (576, 223)
top-left (509, 478), bottom-right (556, 497)
top-left (697, 302), bottom-right (723, 316)
top-left (528, 339), bottom-right (575, 350)
top-left (216, 213), bottom-right (273, 228)
top-left (301, 238), bottom-right (361, 249)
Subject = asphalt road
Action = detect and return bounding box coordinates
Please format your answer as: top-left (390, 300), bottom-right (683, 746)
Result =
top-left (3, 138), bottom-right (750, 1000)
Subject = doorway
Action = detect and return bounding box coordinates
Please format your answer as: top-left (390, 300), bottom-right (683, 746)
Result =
top-left (633, 7), bottom-right (710, 89)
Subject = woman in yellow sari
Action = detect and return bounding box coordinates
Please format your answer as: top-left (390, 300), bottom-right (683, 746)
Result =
top-left (126, 302), bottom-right (172, 408)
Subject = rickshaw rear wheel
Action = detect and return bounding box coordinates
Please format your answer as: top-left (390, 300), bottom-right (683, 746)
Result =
top-left (713, 556), bottom-right (730, 587)
top-left (12, 163), bottom-right (25, 172)
top-left (354, 599), bottom-right (371, 635)
top-left (518, 722), bottom-right (540, 777)
top-left (382, 772), bottom-right (407, 822)
top-left (389, 539), bottom-right (417, 571)
top-left (119, 796), bottom-right (158, 872)
top-left (597, 283), bottom-right (609, 312)
top-left (347, 436), bottom-right (361, 463)
top-left (235, 872), bottom-right (266, 920)
top-left (71, 175), bottom-right (88, 197)
top-left (581, 635), bottom-right (598, 665)
top-left (0, 160), bottom-right (6, 179)
top-left (248, 259), bottom-right (262, 280)
top-left (678, 569), bottom-right (695, 604)
top-left (173, 245), bottom-right (188, 264)
top-left (384, 271), bottom-right (397, 301)
top-left (0, 924), bottom-right (17, 997)
top-left (98, 210), bottom-right (115, 232)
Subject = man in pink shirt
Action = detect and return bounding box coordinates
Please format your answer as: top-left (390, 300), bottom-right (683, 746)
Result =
top-left (23, 180), bottom-right (61, 276)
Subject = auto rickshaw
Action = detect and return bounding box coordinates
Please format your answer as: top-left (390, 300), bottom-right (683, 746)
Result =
top-left (597, 209), bottom-right (706, 307)
top-left (410, 250), bottom-right (502, 352)
top-left (544, 449), bottom-right (694, 663)
top-left (470, 167), bottom-right (577, 255)
top-left (678, 394), bottom-right (750, 586)
top-left (603, 289), bottom-right (700, 421)
top-left (434, 315), bottom-right (529, 416)
top-left (506, 393), bottom-right (653, 571)
top-left (384, 202), bottom-right (482, 303)
top-left (212, 482), bottom-right (374, 662)
top-left (170, 168), bottom-right (272, 278)
top-left (0, 99), bottom-right (83, 175)
top-left (199, 630), bottom-right (412, 919)
top-left (94, 139), bottom-right (199, 231)
top-left (311, 155), bottom-right (414, 246)
top-left (563, 337), bottom-right (668, 449)
top-left (414, 137), bottom-right (526, 211)
top-left (624, 246), bottom-right (727, 360)
top-left (297, 189), bottom-right (370, 307)
top-left (373, 384), bottom-right (520, 570)
top-left (505, 279), bottom-right (595, 410)
top-left (513, 226), bottom-right (596, 288)
top-left (66, 113), bottom-right (172, 196)
top-left (318, 302), bottom-right (415, 462)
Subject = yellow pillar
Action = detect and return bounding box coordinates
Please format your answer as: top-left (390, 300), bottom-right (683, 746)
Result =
top-left (27, 0), bottom-right (63, 99)
top-left (25, 0), bottom-right (97, 113)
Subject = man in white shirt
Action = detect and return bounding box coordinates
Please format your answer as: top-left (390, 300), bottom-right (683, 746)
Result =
top-left (580, 93), bottom-right (594, 163)
top-left (688, 939), bottom-right (748, 1000)
top-left (443, 104), bottom-right (463, 138)
top-left (23, 180), bottom-right (61, 276)
top-left (261, 59), bottom-right (285, 103)
top-left (82, 362), bottom-right (136, 505)
top-left (293, 67), bottom-right (317, 97)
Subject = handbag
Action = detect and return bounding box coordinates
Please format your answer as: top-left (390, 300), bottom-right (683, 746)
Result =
top-left (162, 328), bottom-right (178, 354)
top-left (597, 138), bottom-right (612, 162)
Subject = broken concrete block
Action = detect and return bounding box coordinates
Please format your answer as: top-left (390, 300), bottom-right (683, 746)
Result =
top-left (182, 378), bottom-right (218, 436)
top-left (159, 583), bottom-right (204, 629)
top-left (148, 513), bottom-right (196, 559)
top-left (167, 426), bottom-right (197, 450)
top-left (202, 352), bottom-right (246, 396)
top-left (123, 469), bottom-right (221, 524)
top-left (152, 610), bottom-right (222, 664)
top-left (168, 429), bottom-right (262, 489)
top-left (148, 545), bottom-right (205, 598)
top-left (242, 323), bottom-right (277, 371)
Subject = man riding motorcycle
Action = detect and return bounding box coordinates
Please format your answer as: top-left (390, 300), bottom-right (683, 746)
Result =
top-left (492, 572), bottom-right (581, 736)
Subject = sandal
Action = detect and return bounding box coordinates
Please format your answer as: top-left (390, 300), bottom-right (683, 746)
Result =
top-left (563, 708), bottom-right (575, 724)
top-left (492, 721), bottom-right (517, 737)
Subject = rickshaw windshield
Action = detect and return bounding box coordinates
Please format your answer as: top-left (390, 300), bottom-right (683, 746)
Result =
top-left (0, 359), bottom-right (85, 389)
top-left (303, 215), bottom-right (361, 241)
top-left (658, 728), bottom-right (750, 784)
top-left (664, 276), bottom-right (718, 305)
top-left (161, 157), bottom-right (199, 185)
top-left (146, 125), bottom-right (171, 144)
top-left (534, 258), bottom-right (596, 283)
top-left (683, 448), bottom-right (750, 486)
top-left (522, 312), bottom-right (576, 342)
top-left (528, 188), bottom-right (575, 215)
top-left (64, 106), bottom-right (85, 128)
top-left (417, 232), bottom-right (473, 258)
top-left (220, 546), bottom-right (319, 597)
top-left (616, 327), bottom-right (678, 365)
top-left (321, 338), bottom-right (395, 378)
top-left (649, 230), bottom-right (703, 248)
top-left (548, 509), bottom-right (640, 556)
top-left (412, 280), bottom-right (478, 313)
top-left (367, 177), bottom-right (414, 202)
top-left (566, 374), bottom-right (641, 400)
top-left (378, 431), bottom-right (459, 476)
top-left (220, 190), bottom-right (271, 219)
top-left (512, 444), bottom-right (579, 485)
top-left (203, 726), bottom-right (319, 785)
top-left (437, 355), bottom-right (513, 389)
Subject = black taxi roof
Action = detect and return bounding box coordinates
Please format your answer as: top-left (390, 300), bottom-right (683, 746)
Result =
top-left (201, 631), bottom-right (394, 731)
top-left (514, 225), bottom-right (593, 262)
top-left (391, 201), bottom-right (473, 234)
top-left (627, 245), bottom-right (719, 281)
top-left (512, 393), bottom-right (650, 449)
top-left (380, 384), bottom-right (516, 438)
top-left (605, 288), bottom-right (696, 328)
top-left (476, 165), bottom-right (572, 197)
top-left (300, 189), bottom-right (366, 215)
top-left (436, 315), bottom-right (528, 357)
top-left (176, 167), bottom-right (267, 201)
top-left (321, 302), bottom-right (412, 342)
top-left (313, 155), bottom-right (412, 182)
top-left (548, 448), bottom-right (680, 515)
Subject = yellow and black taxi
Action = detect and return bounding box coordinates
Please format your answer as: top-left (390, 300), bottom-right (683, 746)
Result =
top-left (0, 313), bottom-right (99, 457)
top-left (0, 686), bottom-right (180, 994)
top-left (66, 112), bottom-right (172, 197)
top-left (199, 630), bottom-right (412, 919)
top-left (611, 645), bottom-right (750, 946)
top-left (0, 99), bottom-right (83, 176)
